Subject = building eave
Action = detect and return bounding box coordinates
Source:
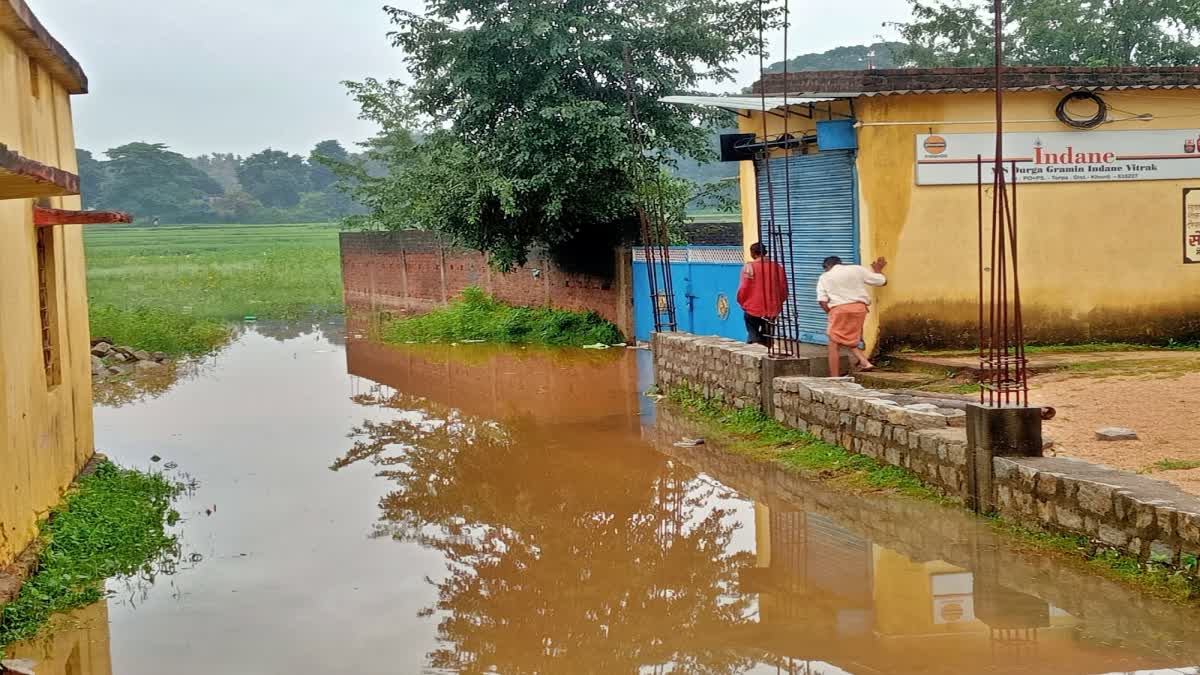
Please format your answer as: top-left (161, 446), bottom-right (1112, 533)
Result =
top-left (0, 0), bottom-right (88, 95)
top-left (0, 143), bottom-right (80, 200)
top-left (754, 67), bottom-right (1200, 99)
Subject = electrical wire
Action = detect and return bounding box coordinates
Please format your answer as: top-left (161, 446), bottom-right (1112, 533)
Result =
top-left (1055, 91), bottom-right (1107, 129)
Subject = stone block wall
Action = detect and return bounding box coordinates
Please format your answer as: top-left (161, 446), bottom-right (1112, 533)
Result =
top-left (994, 455), bottom-right (1200, 565)
top-left (652, 332), bottom-right (767, 410)
top-left (653, 329), bottom-right (1200, 572)
top-left (773, 377), bottom-right (971, 499)
top-left (340, 231), bottom-right (633, 338)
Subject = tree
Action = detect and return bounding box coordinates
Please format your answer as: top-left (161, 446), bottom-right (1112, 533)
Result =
top-left (192, 153), bottom-right (243, 193)
top-left (308, 140), bottom-right (349, 191)
top-left (76, 149), bottom-right (107, 210)
top-left (336, 386), bottom-right (757, 673)
top-left (237, 149), bottom-right (311, 208)
top-left (893, 0), bottom-right (1200, 67)
top-left (100, 142), bottom-right (223, 222)
top-left (342, 0), bottom-right (774, 269)
top-left (765, 41), bottom-right (905, 72)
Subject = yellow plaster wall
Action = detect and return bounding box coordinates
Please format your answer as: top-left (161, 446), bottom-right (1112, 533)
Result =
top-left (738, 91), bottom-right (1200, 351)
top-left (858, 90), bottom-right (1200, 349)
top-left (0, 29), bottom-right (95, 566)
top-left (4, 602), bottom-right (113, 675)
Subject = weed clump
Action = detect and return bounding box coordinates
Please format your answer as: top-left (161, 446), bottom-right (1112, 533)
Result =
top-left (382, 287), bottom-right (624, 347)
top-left (90, 304), bottom-right (231, 356)
top-left (0, 461), bottom-right (182, 653)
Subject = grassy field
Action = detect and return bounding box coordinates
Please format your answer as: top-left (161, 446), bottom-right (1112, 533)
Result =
top-left (85, 222), bottom-right (343, 355)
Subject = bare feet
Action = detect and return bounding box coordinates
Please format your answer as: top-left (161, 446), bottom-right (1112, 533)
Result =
top-left (858, 361), bottom-right (875, 372)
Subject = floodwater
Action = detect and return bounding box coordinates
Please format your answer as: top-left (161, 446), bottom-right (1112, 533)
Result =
top-left (7, 324), bottom-right (1200, 675)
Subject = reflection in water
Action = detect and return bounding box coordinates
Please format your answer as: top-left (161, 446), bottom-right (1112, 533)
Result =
top-left (27, 327), bottom-right (1198, 675)
top-left (3, 603), bottom-right (112, 675)
top-left (338, 384), bottom-right (757, 673)
top-left (344, 339), bottom-right (1199, 675)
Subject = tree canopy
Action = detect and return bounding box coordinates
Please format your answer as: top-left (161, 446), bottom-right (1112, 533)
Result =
top-left (894, 0), bottom-right (1200, 67)
top-left (339, 0), bottom-right (774, 269)
top-left (78, 140), bottom-right (368, 224)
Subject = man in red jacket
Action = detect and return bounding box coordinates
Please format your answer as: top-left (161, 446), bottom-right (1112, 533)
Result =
top-left (736, 243), bottom-right (788, 346)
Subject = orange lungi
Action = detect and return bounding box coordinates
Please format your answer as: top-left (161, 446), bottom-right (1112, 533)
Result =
top-left (827, 302), bottom-right (869, 347)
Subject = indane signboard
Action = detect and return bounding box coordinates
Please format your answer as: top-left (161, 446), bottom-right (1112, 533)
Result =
top-left (916, 130), bottom-right (1200, 185)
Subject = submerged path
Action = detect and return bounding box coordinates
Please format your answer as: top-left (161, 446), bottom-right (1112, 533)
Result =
top-left (7, 324), bottom-right (1200, 674)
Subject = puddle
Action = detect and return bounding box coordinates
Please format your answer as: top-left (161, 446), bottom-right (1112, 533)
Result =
top-left (8, 324), bottom-right (1200, 674)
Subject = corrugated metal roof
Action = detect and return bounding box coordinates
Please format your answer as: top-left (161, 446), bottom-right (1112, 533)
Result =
top-left (659, 94), bottom-right (847, 112)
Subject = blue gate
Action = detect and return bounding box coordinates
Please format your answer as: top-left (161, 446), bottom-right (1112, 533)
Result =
top-left (633, 247), bottom-right (745, 342)
top-left (756, 150), bottom-right (858, 345)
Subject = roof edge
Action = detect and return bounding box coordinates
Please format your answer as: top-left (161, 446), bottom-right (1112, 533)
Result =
top-left (0, 0), bottom-right (88, 95)
top-left (754, 66), bottom-right (1200, 98)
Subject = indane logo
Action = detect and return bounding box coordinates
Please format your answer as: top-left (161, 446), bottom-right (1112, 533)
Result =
top-left (923, 135), bottom-right (947, 156)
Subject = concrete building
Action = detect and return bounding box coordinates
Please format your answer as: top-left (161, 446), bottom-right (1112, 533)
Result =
top-left (0, 0), bottom-right (123, 567)
top-left (671, 67), bottom-right (1200, 351)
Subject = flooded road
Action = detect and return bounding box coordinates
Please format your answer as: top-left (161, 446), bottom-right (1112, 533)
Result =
top-left (8, 325), bottom-right (1200, 674)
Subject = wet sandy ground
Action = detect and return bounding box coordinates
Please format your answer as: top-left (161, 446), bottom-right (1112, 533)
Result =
top-left (1034, 370), bottom-right (1200, 494)
top-left (8, 325), bottom-right (1200, 674)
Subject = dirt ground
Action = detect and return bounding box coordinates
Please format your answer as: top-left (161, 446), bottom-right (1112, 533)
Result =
top-left (1031, 367), bottom-right (1200, 495)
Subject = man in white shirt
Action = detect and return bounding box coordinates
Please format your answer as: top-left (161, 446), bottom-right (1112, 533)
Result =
top-left (816, 256), bottom-right (888, 377)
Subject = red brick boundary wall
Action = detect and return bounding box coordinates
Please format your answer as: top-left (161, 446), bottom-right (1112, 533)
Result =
top-left (340, 231), bottom-right (633, 338)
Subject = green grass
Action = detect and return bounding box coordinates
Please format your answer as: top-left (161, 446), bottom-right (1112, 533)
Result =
top-left (85, 222), bottom-right (343, 354)
top-left (382, 287), bottom-right (625, 347)
top-left (1141, 458), bottom-right (1200, 474)
top-left (990, 518), bottom-right (1200, 603)
top-left (666, 387), bottom-right (939, 500)
top-left (0, 462), bottom-right (182, 654)
top-left (90, 305), bottom-right (231, 357)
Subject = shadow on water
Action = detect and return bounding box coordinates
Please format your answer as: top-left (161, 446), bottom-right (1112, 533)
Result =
top-left (20, 325), bottom-right (1200, 674)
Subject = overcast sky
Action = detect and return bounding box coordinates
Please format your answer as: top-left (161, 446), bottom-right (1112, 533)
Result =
top-left (32, 0), bottom-right (909, 159)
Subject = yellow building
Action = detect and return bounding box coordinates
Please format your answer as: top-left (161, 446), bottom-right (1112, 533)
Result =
top-left (0, 0), bottom-right (114, 567)
top-left (673, 67), bottom-right (1200, 352)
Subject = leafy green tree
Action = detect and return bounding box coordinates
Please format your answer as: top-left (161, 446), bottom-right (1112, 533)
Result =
top-left (237, 149), bottom-right (311, 208)
top-left (76, 149), bottom-right (107, 210)
top-left (766, 41), bottom-right (905, 72)
top-left (342, 0), bottom-right (775, 269)
top-left (100, 143), bottom-right (223, 222)
top-left (308, 140), bottom-right (349, 191)
top-left (191, 153), bottom-right (243, 193)
top-left (210, 189), bottom-right (263, 222)
top-left (894, 0), bottom-right (1200, 67)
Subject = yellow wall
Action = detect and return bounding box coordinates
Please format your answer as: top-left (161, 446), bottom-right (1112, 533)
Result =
top-left (0, 29), bottom-right (95, 566)
top-left (5, 602), bottom-right (113, 675)
top-left (739, 91), bottom-right (1200, 351)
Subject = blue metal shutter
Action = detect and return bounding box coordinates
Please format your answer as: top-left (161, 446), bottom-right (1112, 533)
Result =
top-left (755, 151), bottom-right (858, 345)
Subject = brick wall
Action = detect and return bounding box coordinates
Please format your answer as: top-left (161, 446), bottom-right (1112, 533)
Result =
top-left (340, 231), bottom-right (633, 338)
top-left (755, 66), bottom-right (1200, 96)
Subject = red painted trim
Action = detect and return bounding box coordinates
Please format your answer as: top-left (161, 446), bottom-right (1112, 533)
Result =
top-left (33, 207), bottom-right (132, 226)
top-left (0, 144), bottom-right (79, 199)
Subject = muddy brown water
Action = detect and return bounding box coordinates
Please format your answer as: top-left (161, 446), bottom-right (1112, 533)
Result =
top-left (7, 324), bottom-right (1200, 675)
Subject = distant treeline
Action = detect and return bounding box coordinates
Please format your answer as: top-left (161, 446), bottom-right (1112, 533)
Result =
top-left (77, 140), bottom-right (370, 224)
